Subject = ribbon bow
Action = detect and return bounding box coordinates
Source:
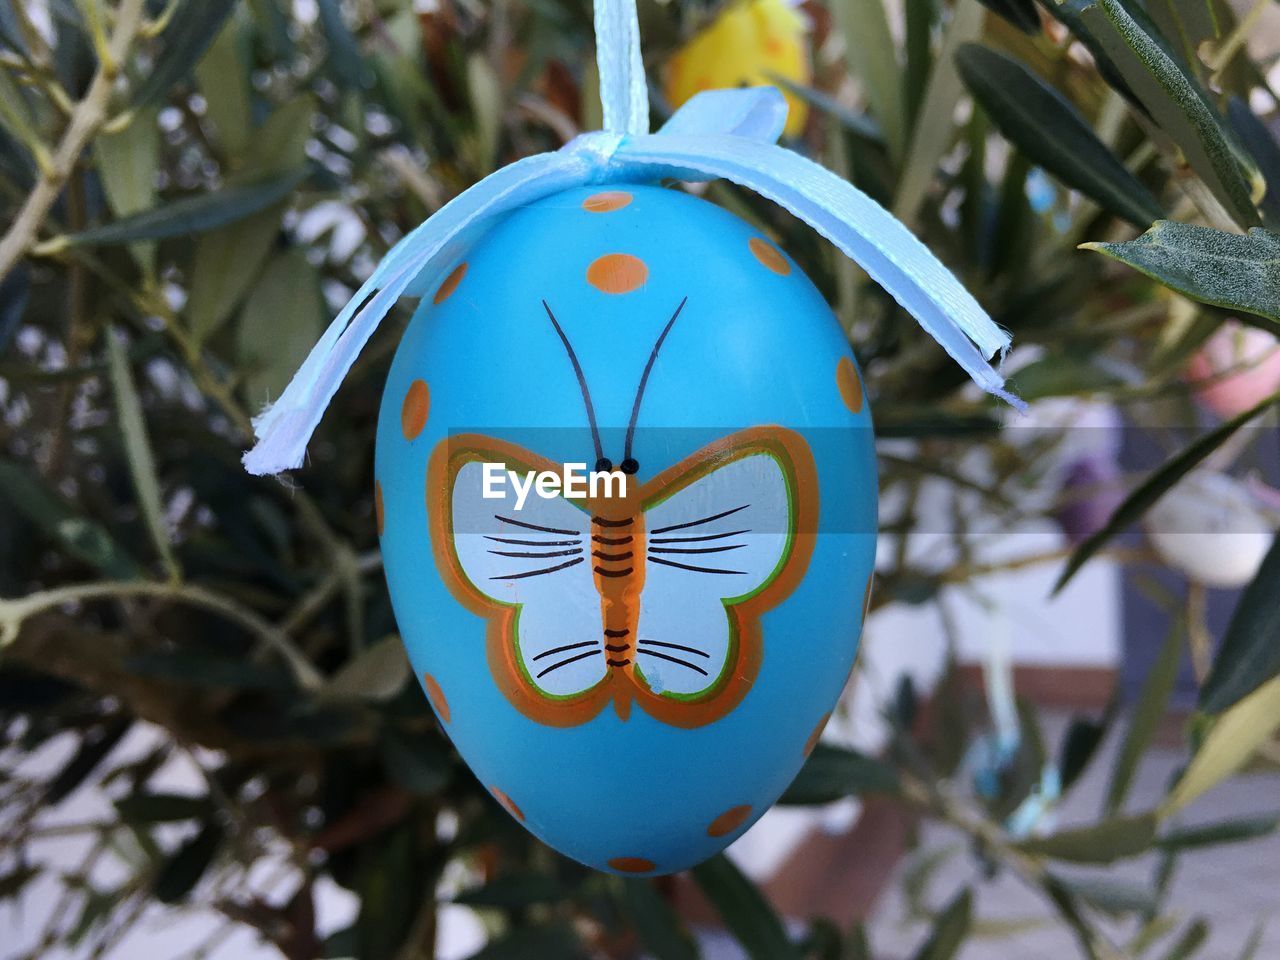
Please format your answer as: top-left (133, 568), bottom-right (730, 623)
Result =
top-left (244, 0), bottom-right (1021, 476)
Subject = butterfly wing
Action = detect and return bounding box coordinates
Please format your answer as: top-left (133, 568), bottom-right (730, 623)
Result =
top-left (428, 436), bottom-right (614, 726)
top-left (633, 427), bottom-right (818, 727)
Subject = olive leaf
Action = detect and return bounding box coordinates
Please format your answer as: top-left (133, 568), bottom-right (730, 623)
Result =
top-left (61, 169), bottom-right (306, 246)
top-left (956, 44), bottom-right (1162, 228)
top-left (1084, 222), bottom-right (1280, 325)
top-left (779, 743), bottom-right (901, 803)
top-left (323, 634), bottom-right (411, 701)
top-left (1054, 388), bottom-right (1280, 593)
top-left (1198, 535), bottom-right (1280, 714)
top-left (620, 880), bottom-right (699, 960)
top-left (1017, 812), bottom-right (1158, 863)
top-left (454, 874), bottom-right (566, 909)
top-left (316, 0), bottom-right (369, 90)
top-left (973, 0), bottom-right (1039, 34)
top-left (1050, 874), bottom-right (1158, 916)
top-left (94, 108), bottom-right (159, 270)
top-left (105, 327), bottom-right (177, 577)
top-left (912, 888), bottom-right (972, 960)
top-left (153, 821), bottom-right (226, 903)
top-left (1228, 98), bottom-right (1280, 224)
top-left (1158, 814), bottom-right (1280, 851)
top-left (768, 74), bottom-right (883, 143)
top-left (236, 249), bottom-right (324, 404)
top-left (1077, 0), bottom-right (1259, 227)
top-left (1163, 919), bottom-right (1209, 960)
top-left (1164, 675), bottom-right (1280, 814)
top-left (132, 0), bottom-right (238, 108)
top-left (0, 460), bottom-right (140, 580)
top-left (834, 0), bottom-right (905, 161)
top-left (1106, 622), bottom-right (1183, 814)
top-left (691, 855), bottom-right (800, 960)
top-left (195, 15), bottom-right (252, 157)
top-left (186, 207), bottom-right (283, 343)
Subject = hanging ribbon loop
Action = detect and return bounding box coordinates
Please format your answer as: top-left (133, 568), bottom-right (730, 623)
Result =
top-left (243, 0), bottom-right (1020, 476)
top-left (594, 0), bottom-right (649, 135)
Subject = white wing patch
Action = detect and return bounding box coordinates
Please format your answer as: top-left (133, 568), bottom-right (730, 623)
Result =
top-left (636, 453), bottom-right (794, 697)
top-left (449, 462), bottom-right (603, 697)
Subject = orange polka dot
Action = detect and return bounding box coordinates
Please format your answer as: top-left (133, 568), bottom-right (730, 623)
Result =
top-left (804, 713), bottom-right (831, 757)
top-left (836, 356), bottom-right (863, 414)
top-left (374, 480), bottom-right (384, 536)
top-left (707, 804), bottom-right (753, 838)
top-left (422, 672), bottom-right (450, 723)
top-left (749, 236), bottom-right (791, 276)
top-left (401, 379), bottom-right (429, 440)
top-left (490, 786), bottom-right (524, 821)
top-left (433, 262), bottom-right (467, 305)
top-left (587, 253), bottom-right (648, 294)
top-left (583, 191), bottom-right (633, 213)
top-left (608, 856), bottom-right (656, 873)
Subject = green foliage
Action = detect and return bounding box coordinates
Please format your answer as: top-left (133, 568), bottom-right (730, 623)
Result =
top-left (2, 0), bottom-right (1280, 958)
top-left (691, 855), bottom-right (800, 960)
top-left (1199, 535), bottom-right (1280, 714)
top-left (1085, 222), bottom-right (1280, 324)
top-left (1017, 812), bottom-right (1158, 864)
top-left (911, 887), bottom-right (971, 960)
top-left (779, 743), bottom-right (901, 803)
top-left (955, 43), bottom-right (1162, 227)
top-left (1055, 389), bottom-right (1280, 593)
top-left (1105, 622), bottom-right (1183, 814)
top-left (61, 169), bottom-right (309, 246)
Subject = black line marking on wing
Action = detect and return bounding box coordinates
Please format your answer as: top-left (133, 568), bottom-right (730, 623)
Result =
top-left (491, 557), bottom-right (585, 580)
top-left (637, 649), bottom-right (708, 675)
top-left (650, 504), bottom-right (749, 535)
top-left (486, 536), bottom-right (582, 547)
top-left (649, 529), bottom-right (749, 545)
top-left (496, 515), bottom-right (578, 536)
top-left (532, 640), bottom-right (598, 661)
top-left (638, 639), bottom-right (711, 658)
top-left (649, 544), bottom-right (746, 556)
top-left (648, 556), bottom-right (745, 575)
top-left (536, 649), bottom-right (599, 678)
top-left (488, 547), bottom-right (584, 559)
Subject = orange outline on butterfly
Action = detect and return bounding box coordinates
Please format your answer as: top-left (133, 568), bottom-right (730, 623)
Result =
top-left (426, 425), bottom-right (818, 729)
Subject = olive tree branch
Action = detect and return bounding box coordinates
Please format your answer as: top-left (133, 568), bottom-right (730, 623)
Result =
top-left (0, 581), bottom-right (324, 690)
top-left (898, 772), bottom-right (1130, 960)
top-left (0, 0), bottom-right (147, 284)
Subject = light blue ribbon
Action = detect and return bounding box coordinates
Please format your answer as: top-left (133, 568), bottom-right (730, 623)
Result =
top-left (244, 0), bottom-right (1022, 476)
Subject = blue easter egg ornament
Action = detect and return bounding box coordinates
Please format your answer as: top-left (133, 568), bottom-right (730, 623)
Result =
top-left (375, 183), bottom-right (876, 874)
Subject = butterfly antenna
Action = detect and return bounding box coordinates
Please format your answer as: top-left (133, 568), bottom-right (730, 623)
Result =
top-left (542, 300), bottom-right (604, 464)
top-left (624, 297), bottom-right (687, 463)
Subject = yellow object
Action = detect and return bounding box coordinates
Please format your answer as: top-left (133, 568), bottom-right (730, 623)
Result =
top-left (664, 0), bottom-right (811, 137)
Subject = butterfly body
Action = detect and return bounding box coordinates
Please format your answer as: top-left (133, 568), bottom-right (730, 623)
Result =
top-left (377, 183), bottom-right (876, 873)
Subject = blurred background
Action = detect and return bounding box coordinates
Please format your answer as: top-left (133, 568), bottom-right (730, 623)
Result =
top-left (1, 0), bottom-right (1280, 957)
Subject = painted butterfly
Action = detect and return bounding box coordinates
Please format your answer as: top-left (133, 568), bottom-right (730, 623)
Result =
top-left (427, 298), bottom-right (818, 729)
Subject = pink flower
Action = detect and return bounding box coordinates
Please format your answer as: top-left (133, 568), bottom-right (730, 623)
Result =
top-left (1185, 322), bottom-right (1280, 419)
